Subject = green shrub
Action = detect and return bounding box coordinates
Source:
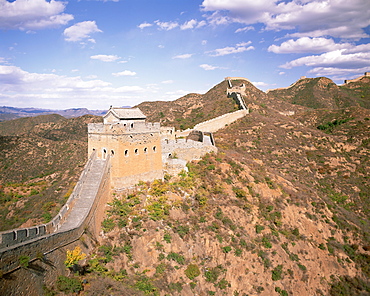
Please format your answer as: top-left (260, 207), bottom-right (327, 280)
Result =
top-left (155, 263), bottom-right (166, 275)
top-left (19, 255), bottom-right (30, 268)
top-left (175, 225), bottom-right (190, 238)
top-left (56, 276), bottom-right (83, 293)
top-left (275, 287), bottom-right (288, 296)
top-left (217, 278), bottom-right (230, 289)
top-left (163, 233), bottom-right (172, 243)
top-left (167, 252), bottom-right (185, 265)
top-left (222, 246), bottom-right (232, 253)
top-left (234, 248), bottom-right (243, 256)
top-left (232, 186), bottom-right (247, 198)
top-left (262, 236), bottom-right (272, 248)
top-left (204, 266), bottom-right (223, 283)
top-left (134, 276), bottom-right (159, 295)
top-left (101, 218), bottom-right (115, 232)
top-left (318, 243), bottom-right (326, 250)
top-left (255, 224), bottom-right (265, 234)
top-left (168, 282), bottom-right (183, 292)
top-left (272, 265), bottom-right (283, 281)
top-left (185, 264), bottom-right (200, 280)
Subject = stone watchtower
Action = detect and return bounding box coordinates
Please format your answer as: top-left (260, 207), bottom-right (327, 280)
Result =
top-left (88, 107), bottom-right (163, 188)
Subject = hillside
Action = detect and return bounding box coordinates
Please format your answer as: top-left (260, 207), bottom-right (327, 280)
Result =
top-left (136, 80), bottom-right (241, 130)
top-left (41, 77), bottom-right (369, 296)
top-left (0, 114), bottom-right (101, 231)
top-left (267, 77), bottom-right (364, 109)
top-left (340, 76), bottom-right (370, 109)
top-left (2, 75), bottom-right (370, 295)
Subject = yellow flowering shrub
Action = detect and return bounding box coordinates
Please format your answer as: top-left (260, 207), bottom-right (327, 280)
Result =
top-left (64, 246), bottom-right (86, 268)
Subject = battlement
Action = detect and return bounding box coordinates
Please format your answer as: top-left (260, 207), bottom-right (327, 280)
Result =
top-left (344, 72), bottom-right (370, 84)
top-left (88, 121), bottom-right (160, 135)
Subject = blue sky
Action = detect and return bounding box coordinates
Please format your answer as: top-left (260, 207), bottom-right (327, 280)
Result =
top-left (0, 0), bottom-right (369, 110)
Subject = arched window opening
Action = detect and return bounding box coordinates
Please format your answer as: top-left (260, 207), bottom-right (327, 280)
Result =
top-left (111, 150), bottom-right (115, 156)
top-left (125, 150), bottom-right (129, 157)
top-left (103, 148), bottom-right (107, 159)
top-left (153, 146), bottom-right (157, 152)
top-left (130, 123), bottom-right (134, 128)
top-left (144, 147), bottom-right (148, 154)
top-left (135, 148), bottom-right (139, 155)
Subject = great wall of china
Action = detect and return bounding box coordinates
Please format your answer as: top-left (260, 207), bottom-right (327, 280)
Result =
top-left (0, 77), bottom-right (250, 293)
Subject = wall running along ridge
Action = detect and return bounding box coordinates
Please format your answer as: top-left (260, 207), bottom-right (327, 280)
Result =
top-left (0, 78), bottom-right (250, 285)
top-left (0, 151), bottom-right (111, 275)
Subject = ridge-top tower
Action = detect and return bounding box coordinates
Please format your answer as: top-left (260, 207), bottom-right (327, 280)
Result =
top-left (88, 107), bottom-right (163, 188)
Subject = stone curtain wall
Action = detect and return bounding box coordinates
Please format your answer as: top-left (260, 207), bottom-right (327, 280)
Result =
top-left (0, 151), bottom-right (97, 250)
top-left (193, 109), bottom-right (249, 133)
top-left (0, 152), bottom-right (111, 275)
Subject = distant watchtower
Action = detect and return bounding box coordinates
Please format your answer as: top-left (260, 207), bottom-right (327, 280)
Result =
top-left (88, 107), bottom-right (163, 188)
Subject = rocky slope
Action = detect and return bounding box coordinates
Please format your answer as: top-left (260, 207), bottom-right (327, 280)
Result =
top-left (2, 75), bottom-right (369, 295)
top-left (43, 77), bottom-right (369, 296)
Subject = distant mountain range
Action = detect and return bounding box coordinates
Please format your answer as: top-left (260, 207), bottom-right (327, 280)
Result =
top-left (0, 106), bottom-right (116, 121)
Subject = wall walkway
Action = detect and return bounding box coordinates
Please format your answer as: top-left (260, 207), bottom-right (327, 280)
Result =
top-left (0, 151), bottom-right (110, 275)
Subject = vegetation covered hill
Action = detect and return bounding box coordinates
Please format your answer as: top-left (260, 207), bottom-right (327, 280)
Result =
top-left (267, 77), bottom-right (366, 109)
top-left (0, 114), bottom-right (101, 231)
top-left (2, 75), bottom-right (370, 295)
top-left (136, 80), bottom-right (240, 130)
top-left (39, 76), bottom-right (369, 295)
top-left (340, 76), bottom-right (370, 109)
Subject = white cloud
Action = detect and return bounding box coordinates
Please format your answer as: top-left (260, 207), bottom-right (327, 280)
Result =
top-left (252, 81), bottom-right (268, 88)
top-left (64, 21), bottom-right (102, 42)
top-left (308, 66), bottom-right (370, 78)
top-left (173, 53), bottom-right (193, 59)
top-left (0, 65), bottom-right (146, 109)
top-left (155, 20), bottom-right (179, 30)
top-left (0, 0), bottom-right (73, 30)
top-left (205, 11), bottom-right (230, 26)
top-left (281, 48), bottom-right (370, 70)
top-left (197, 20), bottom-right (207, 28)
top-left (112, 70), bottom-right (137, 76)
top-left (202, 0), bottom-right (370, 40)
top-left (181, 19), bottom-right (198, 30)
top-left (200, 64), bottom-right (221, 70)
top-left (268, 37), bottom-right (351, 54)
top-left (208, 41), bottom-right (254, 56)
top-left (138, 22), bottom-right (153, 29)
top-left (161, 80), bottom-right (174, 84)
top-left (235, 26), bottom-right (254, 33)
top-left (90, 54), bottom-right (121, 62)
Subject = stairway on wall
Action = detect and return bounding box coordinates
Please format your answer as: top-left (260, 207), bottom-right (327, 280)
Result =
top-left (56, 159), bottom-right (106, 232)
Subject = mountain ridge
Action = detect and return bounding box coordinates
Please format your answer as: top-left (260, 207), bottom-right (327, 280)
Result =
top-left (0, 74), bottom-right (369, 295)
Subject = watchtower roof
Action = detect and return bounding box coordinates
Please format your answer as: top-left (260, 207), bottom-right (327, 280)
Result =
top-left (104, 107), bottom-right (146, 121)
